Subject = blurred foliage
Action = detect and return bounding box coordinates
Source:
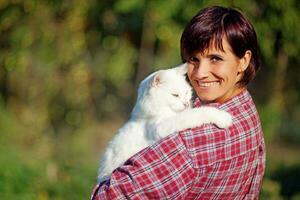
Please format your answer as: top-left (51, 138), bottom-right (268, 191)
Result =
top-left (0, 0), bottom-right (300, 199)
top-left (272, 164), bottom-right (300, 198)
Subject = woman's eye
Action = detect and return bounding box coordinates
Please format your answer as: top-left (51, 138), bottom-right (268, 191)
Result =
top-left (172, 93), bottom-right (179, 97)
top-left (188, 56), bottom-right (198, 63)
top-left (211, 56), bottom-right (222, 62)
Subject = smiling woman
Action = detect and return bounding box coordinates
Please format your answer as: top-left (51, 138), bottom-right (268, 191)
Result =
top-left (186, 39), bottom-right (251, 104)
top-left (180, 6), bottom-right (260, 104)
top-left (91, 6), bottom-right (265, 200)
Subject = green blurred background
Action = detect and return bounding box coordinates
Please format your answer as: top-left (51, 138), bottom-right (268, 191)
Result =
top-left (0, 0), bottom-right (299, 199)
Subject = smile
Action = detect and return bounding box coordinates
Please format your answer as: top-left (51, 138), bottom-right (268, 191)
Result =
top-left (196, 81), bottom-right (220, 88)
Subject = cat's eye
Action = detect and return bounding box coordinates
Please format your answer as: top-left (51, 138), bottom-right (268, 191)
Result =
top-left (172, 93), bottom-right (179, 97)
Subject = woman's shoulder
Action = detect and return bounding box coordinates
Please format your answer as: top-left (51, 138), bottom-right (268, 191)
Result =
top-left (179, 90), bottom-right (263, 166)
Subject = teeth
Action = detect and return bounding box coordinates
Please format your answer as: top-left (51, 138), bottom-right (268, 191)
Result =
top-left (198, 81), bottom-right (219, 87)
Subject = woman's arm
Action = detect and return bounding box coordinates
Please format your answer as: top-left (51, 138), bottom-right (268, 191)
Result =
top-left (91, 133), bottom-right (195, 200)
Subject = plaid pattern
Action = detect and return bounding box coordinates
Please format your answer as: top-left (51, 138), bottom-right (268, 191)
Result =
top-left (91, 90), bottom-right (265, 200)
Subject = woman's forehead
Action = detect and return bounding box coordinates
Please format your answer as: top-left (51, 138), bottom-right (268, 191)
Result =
top-left (195, 38), bottom-right (234, 55)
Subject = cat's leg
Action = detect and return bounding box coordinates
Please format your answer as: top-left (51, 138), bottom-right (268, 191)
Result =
top-left (98, 141), bottom-right (130, 182)
top-left (98, 122), bottom-right (150, 182)
top-left (98, 150), bottom-right (113, 182)
top-left (190, 107), bottom-right (232, 128)
top-left (97, 131), bottom-right (128, 181)
top-left (180, 107), bottom-right (232, 129)
top-left (148, 107), bottom-right (232, 139)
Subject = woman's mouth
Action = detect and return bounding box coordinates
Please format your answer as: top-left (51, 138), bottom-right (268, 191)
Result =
top-left (196, 81), bottom-right (221, 88)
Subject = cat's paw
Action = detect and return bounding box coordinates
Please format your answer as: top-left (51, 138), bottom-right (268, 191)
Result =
top-left (214, 111), bottom-right (233, 129)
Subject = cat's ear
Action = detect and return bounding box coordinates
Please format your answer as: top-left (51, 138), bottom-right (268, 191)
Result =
top-left (173, 63), bottom-right (188, 75)
top-left (151, 73), bottom-right (161, 87)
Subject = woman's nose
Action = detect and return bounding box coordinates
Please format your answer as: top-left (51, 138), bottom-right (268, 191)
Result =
top-left (193, 61), bottom-right (210, 78)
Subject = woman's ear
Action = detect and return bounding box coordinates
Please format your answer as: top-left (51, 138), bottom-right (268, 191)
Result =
top-left (238, 50), bottom-right (252, 73)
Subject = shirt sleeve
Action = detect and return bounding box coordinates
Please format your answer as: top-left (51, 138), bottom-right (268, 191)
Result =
top-left (91, 133), bottom-right (195, 200)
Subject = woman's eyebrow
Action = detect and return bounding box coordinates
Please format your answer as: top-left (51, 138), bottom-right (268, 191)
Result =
top-left (207, 53), bottom-right (224, 58)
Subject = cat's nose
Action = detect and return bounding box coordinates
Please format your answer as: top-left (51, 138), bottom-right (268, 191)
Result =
top-left (184, 102), bottom-right (190, 108)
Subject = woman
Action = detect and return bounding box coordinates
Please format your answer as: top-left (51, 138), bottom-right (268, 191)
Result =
top-left (91, 6), bottom-right (265, 199)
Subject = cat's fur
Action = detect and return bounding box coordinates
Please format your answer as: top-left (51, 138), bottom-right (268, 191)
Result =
top-left (98, 63), bottom-right (232, 181)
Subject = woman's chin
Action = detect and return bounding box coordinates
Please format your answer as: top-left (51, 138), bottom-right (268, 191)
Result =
top-left (197, 94), bottom-right (218, 104)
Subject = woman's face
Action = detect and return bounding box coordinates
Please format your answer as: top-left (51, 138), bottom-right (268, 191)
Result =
top-left (187, 38), bottom-right (250, 104)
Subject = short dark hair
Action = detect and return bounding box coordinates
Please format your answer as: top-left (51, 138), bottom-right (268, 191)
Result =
top-left (180, 6), bottom-right (260, 86)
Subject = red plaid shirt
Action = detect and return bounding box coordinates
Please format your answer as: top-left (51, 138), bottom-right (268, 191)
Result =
top-left (91, 90), bottom-right (265, 200)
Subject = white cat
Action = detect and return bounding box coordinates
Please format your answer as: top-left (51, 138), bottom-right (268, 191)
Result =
top-left (98, 63), bottom-right (232, 181)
